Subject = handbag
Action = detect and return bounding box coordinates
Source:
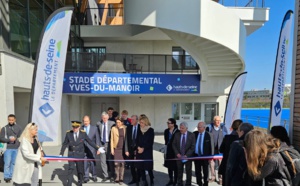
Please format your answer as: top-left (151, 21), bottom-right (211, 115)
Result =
top-left (0, 127), bottom-right (7, 155)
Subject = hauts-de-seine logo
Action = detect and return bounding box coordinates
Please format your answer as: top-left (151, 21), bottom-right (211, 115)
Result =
top-left (166, 85), bottom-right (173, 91)
top-left (274, 101), bottom-right (282, 116)
top-left (39, 103), bottom-right (54, 117)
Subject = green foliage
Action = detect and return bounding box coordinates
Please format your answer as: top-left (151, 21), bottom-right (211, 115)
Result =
top-left (242, 96), bottom-right (290, 108)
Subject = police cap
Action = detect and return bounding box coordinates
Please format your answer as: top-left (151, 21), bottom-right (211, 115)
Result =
top-left (71, 121), bottom-right (81, 128)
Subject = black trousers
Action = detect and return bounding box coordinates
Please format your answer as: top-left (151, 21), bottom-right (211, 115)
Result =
top-left (67, 161), bottom-right (84, 186)
top-left (139, 169), bottom-right (154, 182)
top-left (130, 161), bottom-right (139, 181)
top-left (176, 160), bottom-right (192, 186)
top-left (194, 159), bottom-right (209, 186)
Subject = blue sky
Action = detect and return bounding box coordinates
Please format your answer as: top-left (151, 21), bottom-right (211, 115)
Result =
top-left (244, 0), bottom-right (295, 90)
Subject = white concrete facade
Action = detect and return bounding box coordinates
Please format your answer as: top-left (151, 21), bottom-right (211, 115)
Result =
top-left (0, 0), bottom-right (269, 145)
top-left (0, 52), bottom-right (33, 127)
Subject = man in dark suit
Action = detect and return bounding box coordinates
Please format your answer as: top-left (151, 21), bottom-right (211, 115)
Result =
top-left (172, 122), bottom-right (195, 186)
top-left (60, 121), bottom-right (101, 186)
top-left (194, 122), bottom-right (214, 186)
top-left (97, 112), bottom-right (115, 182)
top-left (81, 115), bottom-right (100, 183)
top-left (125, 115), bottom-right (140, 185)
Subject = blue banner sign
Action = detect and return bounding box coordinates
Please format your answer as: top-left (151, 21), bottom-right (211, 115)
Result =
top-left (63, 73), bottom-right (200, 94)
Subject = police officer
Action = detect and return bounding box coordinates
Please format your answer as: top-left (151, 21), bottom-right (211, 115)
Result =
top-left (60, 121), bottom-right (101, 186)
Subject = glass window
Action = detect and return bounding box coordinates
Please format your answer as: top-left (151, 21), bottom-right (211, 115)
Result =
top-left (172, 47), bottom-right (199, 70)
top-left (30, 0), bottom-right (44, 59)
top-left (10, 0), bottom-right (30, 57)
top-left (172, 102), bottom-right (205, 121)
top-left (194, 103), bottom-right (201, 120)
top-left (172, 103), bottom-right (180, 120)
top-left (181, 103), bottom-right (193, 115)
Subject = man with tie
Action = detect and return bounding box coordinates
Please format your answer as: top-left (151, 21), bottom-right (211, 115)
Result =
top-left (97, 112), bottom-right (115, 182)
top-left (81, 115), bottom-right (100, 183)
top-left (193, 122), bottom-right (214, 186)
top-left (60, 121), bottom-right (101, 186)
top-left (172, 122), bottom-right (195, 186)
top-left (125, 115), bottom-right (140, 185)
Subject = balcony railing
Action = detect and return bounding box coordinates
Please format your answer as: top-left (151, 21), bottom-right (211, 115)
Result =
top-left (220, 0), bottom-right (265, 7)
top-left (81, 0), bottom-right (265, 26)
top-left (65, 52), bottom-right (200, 74)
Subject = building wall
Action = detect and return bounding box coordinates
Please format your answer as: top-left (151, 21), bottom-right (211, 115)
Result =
top-left (119, 95), bottom-right (227, 132)
top-left (14, 92), bottom-right (31, 129)
top-left (0, 52), bottom-right (34, 127)
top-left (292, 0), bottom-right (300, 148)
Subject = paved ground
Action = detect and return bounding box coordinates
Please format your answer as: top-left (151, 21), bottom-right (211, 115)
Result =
top-left (0, 135), bottom-right (220, 186)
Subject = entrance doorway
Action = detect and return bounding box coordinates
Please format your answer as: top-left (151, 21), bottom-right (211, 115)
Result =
top-left (204, 103), bottom-right (218, 124)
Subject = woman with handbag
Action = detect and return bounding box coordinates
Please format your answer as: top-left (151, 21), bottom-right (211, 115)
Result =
top-left (12, 123), bottom-right (47, 186)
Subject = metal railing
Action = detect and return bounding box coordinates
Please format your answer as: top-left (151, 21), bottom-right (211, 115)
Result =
top-left (220, 0), bottom-right (265, 7)
top-left (65, 52), bottom-right (200, 74)
top-left (241, 114), bottom-right (290, 130)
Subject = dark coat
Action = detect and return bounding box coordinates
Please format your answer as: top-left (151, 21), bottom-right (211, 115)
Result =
top-left (218, 130), bottom-right (239, 174)
top-left (163, 127), bottom-right (179, 169)
top-left (226, 136), bottom-right (262, 186)
top-left (0, 123), bottom-right (22, 149)
top-left (80, 124), bottom-right (100, 159)
top-left (124, 124), bottom-right (140, 159)
top-left (60, 130), bottom-right (100, 158)
top-left (135, 127), bottom-right (154, 170)
top-left (193, 131), bottom-right (214, 156)
top-left (172, 131), bottom-right (195, 158)
top-left (256, 152), bottom-right (291, 186)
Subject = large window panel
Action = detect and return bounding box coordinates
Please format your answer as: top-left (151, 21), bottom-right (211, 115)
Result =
top-left (29, 0), bottom-right (44, 59)
top-left (10, 0), bottom-right (30, 57)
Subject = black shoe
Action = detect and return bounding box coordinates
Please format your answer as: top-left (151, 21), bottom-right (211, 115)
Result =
top-left (150, 180), bottom-right (154, 186)
top-left (83, 178), bottom-right (89, 183)
top-left (101, 177), bottom-right (110, 182)
top-left (91, 177), bottom-right (97, 182)
top-left (128, 180), bottom-right (137, 184)
top-left (110, 177), bottom-right (115, 182)
top-left (166, 180), bottom-right (173, 186)
top-left (142, 180), bottom-right (148, 186)
top-left (4, 178), bottom-right (11, 183)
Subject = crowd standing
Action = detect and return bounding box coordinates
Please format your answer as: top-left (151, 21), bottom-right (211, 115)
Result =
top-left (0, 110), bottom-right (298, 186)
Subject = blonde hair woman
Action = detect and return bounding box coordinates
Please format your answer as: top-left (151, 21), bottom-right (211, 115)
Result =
top-left (12, 123), bottom-right (46, 186)
top-left (244, 130), bottom-right (291, 185)
top-left (110, 117), bottom-right (126, 185)
top-left (135, 115), bottom-right (155, 186)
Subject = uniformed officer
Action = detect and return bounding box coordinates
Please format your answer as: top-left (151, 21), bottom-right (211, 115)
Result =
top-left (60, 121), bottom-right (101, 186)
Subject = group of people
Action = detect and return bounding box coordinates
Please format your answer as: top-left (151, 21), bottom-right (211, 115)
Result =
top-left (0, 114), bottom-right (47, 185)
top-left (59, 108), bottom-right (155, 186)
top-left (0, 111), bottom-right (297, 186)
top-left (163, 116), bottom-right (228, 186)
top-left (163, 115), bottom-right (297, 186)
